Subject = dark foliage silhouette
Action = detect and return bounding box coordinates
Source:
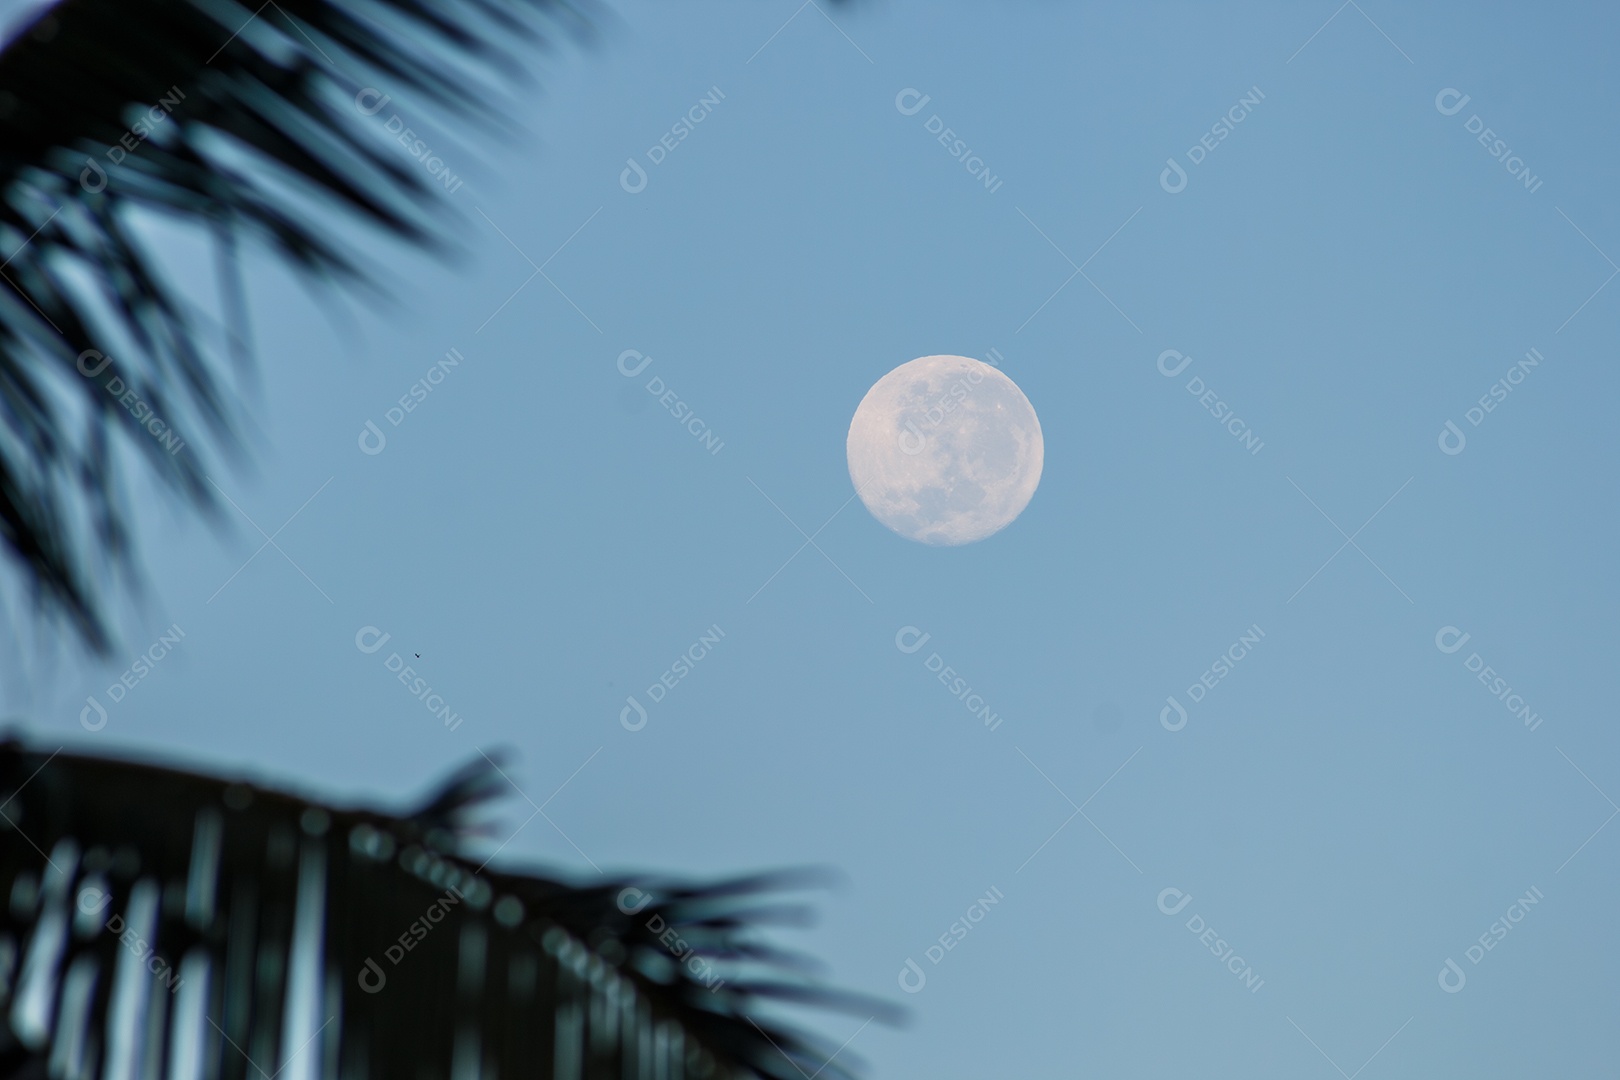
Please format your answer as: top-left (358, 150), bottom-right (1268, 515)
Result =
top-left (0, 741), bottom-right (893, 1080)
top-left (0, 0), bottom-right (589, 651)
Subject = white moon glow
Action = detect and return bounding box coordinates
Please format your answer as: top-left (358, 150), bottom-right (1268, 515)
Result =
top-left (846, 355), bottom-right (1043, 545)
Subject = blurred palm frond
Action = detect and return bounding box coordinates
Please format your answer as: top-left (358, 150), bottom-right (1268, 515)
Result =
top-left (0, 0), bottom-right (590, 652)
top-left (0, 741), bottom-right (897, 1080)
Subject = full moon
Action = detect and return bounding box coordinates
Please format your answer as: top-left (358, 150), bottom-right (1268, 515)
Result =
top-left (846, 355), bottom-right (1043, 545)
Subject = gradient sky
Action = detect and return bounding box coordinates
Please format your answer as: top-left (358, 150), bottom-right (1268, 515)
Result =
top-left (6, 1), bottom-right (1619, 1076)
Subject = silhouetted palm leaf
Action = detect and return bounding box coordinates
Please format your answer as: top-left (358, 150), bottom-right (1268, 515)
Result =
top-left (0, 0), bottom-right (590, 652)
top-left (0, 741), bottom-right (896, 1080)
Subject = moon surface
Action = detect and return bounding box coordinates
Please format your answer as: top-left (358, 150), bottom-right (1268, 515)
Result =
top-left (846, 355), bottom-right (1043, 545)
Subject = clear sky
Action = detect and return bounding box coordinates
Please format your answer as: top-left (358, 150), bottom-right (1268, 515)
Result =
top-left (7, 1), bottom-right (1619, 1075)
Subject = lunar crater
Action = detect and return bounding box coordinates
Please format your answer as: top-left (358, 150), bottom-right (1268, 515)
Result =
top-left (846, 354), bottom-right (1043, 545)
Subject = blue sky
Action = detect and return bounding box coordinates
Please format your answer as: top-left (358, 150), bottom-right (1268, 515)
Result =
top-left (7, 0), bottom-right (1620, 1075)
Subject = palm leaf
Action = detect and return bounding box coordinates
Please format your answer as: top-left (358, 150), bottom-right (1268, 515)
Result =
top-left (0, 0), bottom-right (590, 652)
top-left (0, 740), bottom-right (897, 1080)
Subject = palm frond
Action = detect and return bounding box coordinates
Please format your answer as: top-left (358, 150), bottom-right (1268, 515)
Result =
top-left (0, 0), bottom-right (591, 652)
top-left (0, 740), bottom-right (898, 1080)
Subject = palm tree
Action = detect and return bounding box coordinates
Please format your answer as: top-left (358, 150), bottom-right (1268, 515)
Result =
top-left (1, 2), bottom-right (890, 1075)
top-left (0, 0), bottom-right (601, 653)
top-left (0, 739), bottom-right (892, 1079)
